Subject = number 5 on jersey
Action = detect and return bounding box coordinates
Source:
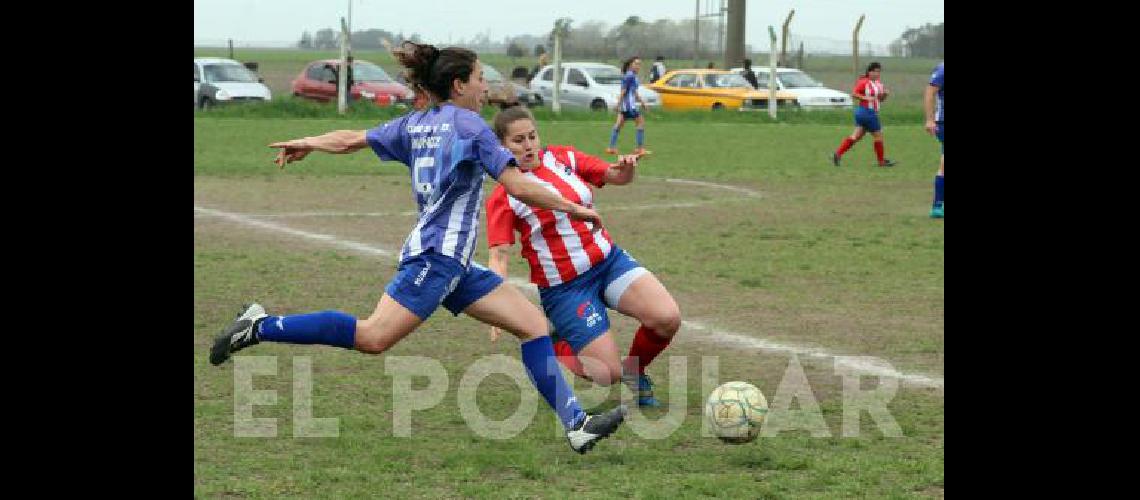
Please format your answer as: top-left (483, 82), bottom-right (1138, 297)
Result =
top-left (413, 156), bottom-right (435, 195)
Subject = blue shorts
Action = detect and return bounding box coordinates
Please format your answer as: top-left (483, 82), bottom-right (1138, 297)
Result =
top-left (385, 252), bottom-right (503, 321)
top-left (621, 108), bottom-right (641, 120)
top-left (538, 246), bottom-right (649, 353)
top-left (854, 107), bottom-right (882, 133)
top-left (936, 122), bottom-right (944, 154)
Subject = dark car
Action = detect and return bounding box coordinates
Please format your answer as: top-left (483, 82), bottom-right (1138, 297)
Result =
top-left (482, 63), bottom-right (541, 109)
top-left (292, 59), bottom-right (414, 106)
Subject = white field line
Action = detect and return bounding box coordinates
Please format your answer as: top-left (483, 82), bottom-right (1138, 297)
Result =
top-left (198, 199), bottom-right (750, 219)
top-left (194, 203), bottom-right (943, 390)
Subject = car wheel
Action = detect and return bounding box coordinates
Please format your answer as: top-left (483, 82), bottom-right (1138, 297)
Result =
top-left (711, 102), bottom-right (725, 111)
top-left (532, 95), bottom-right (543, 107)
top-left (590, 99), bottom-right (607, 111)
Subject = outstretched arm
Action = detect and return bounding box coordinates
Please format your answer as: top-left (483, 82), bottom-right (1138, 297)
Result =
top-left (268, 130), bottom-right (369, 168)
top-left (497, 167), bottom-right (604, 230)
top-left (605, 153), bottom-right (643, 185)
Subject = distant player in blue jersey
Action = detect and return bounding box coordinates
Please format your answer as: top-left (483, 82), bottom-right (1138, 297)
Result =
top-left (208, 41), bottom-right (626, 454)
top-left (925, 62), bottom-right (944, 218)
top-left (605, 56), bottom-right (648, 155)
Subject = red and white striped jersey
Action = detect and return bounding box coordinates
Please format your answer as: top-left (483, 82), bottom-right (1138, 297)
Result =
top-left (486, 145), bottom-right (615, 288)
top-left (854, 77), bottom-right (886, 111)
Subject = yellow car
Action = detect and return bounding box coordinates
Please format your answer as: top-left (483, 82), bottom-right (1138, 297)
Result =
top-left (647, 69), bottom-right (797, 111)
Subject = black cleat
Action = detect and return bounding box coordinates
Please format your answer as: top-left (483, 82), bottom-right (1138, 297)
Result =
top-left (210, 303), bottom-right (267, 366)
top-left (566, 405), bottom-right (627, 454)
top-left (831, 152), bottom-right (841, 166)
top-left (879, 158), bottom-right (897, 167)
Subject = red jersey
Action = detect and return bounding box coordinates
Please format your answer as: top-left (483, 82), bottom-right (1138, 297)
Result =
top-left (486, 145), bottom-right (615, 288)
top-left (853, 76), bottom-right (886, 111)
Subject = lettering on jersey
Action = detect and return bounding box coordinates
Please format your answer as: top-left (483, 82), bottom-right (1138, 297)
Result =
top-left (412, 135), bottom-right (442, 150)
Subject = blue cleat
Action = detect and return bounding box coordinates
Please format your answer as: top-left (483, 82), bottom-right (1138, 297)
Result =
top-left (623, 372), bottom-right (661, 407)
top-left (930, 203), bottom-right (944, 218)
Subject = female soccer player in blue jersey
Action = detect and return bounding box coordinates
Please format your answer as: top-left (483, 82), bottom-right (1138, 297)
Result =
top-left (208, 41), bottom-right (626, 454)
top-left (925, 62), bottom-right (944, 218)
top-left (605, 56), bottom-right (648, 155)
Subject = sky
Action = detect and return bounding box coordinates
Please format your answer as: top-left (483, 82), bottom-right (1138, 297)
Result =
top-left (194, 0), bottom-right (943, 48)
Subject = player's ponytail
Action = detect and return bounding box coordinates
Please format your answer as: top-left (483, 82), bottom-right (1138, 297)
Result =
top-left (393, 41), bottom-right (477, 102)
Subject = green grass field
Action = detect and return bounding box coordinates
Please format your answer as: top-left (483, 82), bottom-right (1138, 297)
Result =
top-left (194, 109), bottom-right (944, 497)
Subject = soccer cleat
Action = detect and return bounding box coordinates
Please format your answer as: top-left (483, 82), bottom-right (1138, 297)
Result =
top-left (604, 147), bottom-right (619, 155)
top-left (566, 405), bottom-right (627, 454)
top-left (930, 203), bottom-right (944, 218)
top-left (633, 147), bottom-right (647, 156)
top-left (831, 152), bottom-right (841, 167)
top-left (879, 159), bottom-right (897, 167)
top-left (210, 303), bottom-right (267, 366)
top-left (622, 372), bottom-right (661, 407)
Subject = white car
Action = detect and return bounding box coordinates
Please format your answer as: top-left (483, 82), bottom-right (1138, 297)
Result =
top-left (529, 62), bottom-right (660, 111)
top-left (729, 67), bottom-right (851, 108)
top-left (195, 57), bottom-right (272, 109)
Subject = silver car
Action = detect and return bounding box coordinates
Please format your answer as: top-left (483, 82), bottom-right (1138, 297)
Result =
top-left (195, 58), bottom-right (272, 109)
top-left (529, 62), bottom-right (660, 111)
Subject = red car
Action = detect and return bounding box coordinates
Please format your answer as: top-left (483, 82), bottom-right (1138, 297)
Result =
top-left (292, 59), bottom-right (414, 106)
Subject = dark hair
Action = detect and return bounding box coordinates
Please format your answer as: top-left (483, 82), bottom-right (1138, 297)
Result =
top-left (655, 55), bottom-right (664, 61)
top-left (622, 56), bottom-right (641, 73)
top-left (492, 105), bottom-right (536, 141)
top-left (743, 58), bottom-right (752, 68)
top-left (392, 41), bottom-right (477, 102)
top-left (865, 62), bottom-right (882, 75)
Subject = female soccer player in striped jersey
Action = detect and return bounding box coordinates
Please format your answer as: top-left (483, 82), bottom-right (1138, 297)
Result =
top-left (209, 41), bottom-right (625, 454)
top-left (833, 62), bottom-right (897, 167)
top-left (486, 106), bottom-right (682, 407)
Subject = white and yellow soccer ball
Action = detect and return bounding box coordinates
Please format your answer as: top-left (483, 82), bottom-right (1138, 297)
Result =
top-left (704, 381), bottom-right (769, 444)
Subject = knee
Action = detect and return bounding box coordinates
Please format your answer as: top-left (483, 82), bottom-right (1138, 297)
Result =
top-left (353, 321), bottom-right (392, 354)
top-left (645, 306), bottom-right (682, 339)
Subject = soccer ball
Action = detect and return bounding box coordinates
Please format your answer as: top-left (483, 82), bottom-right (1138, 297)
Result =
top-left (704, 381), bottom-right (768, 444)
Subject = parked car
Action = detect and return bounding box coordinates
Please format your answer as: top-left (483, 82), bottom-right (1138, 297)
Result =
top-left (529, 62), bottom-right (661, 111)
top-left (195, 58), bottom-right (272, 109)
top-left (647, 69), bottom-right (797, 111)
top-left (291, 59), bottom-right (414, 106)
top-left (729, 67), bottom-right (851, 108)
top-left (482, 63), bottom-right (541, 108)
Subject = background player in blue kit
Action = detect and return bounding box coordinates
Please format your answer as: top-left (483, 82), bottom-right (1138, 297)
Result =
top-left (606, 56), bottom-right (648, 155)
top-left (208, 41), bottom-right (626, 454)
top-left (925, 62), bottom-right (944, 218)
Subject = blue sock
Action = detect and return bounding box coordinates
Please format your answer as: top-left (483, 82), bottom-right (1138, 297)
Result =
top-left (933, 175), bottom-right (944, 206)
top-left (609, 127), bottom-right (620, 148)
top-left (257, 310), bottom-right (357, 349)
top-left (636, 128), bottom-right (644, 147)
top-left (520, 336), bottom-right (586, 430)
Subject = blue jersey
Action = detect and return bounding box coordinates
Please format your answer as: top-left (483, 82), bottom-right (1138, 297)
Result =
top-left (620, 71), bottom-right (639, 112)
top-left (366, 103), bottom-right (516, 266)
top-left (929, 62), bottom-right (944, 122)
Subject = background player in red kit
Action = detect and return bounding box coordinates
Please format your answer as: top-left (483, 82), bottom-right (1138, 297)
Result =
top-left (832, 62), bottom-right (897, 167)
top-left (485, 106), bottom-right (681, 407)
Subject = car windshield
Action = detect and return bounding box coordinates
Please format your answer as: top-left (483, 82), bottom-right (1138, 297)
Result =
top-left (202, 64), bottom-right (259, 83)
top-left (482, 64), bottom-right (503, 82)
top-left (352, 62), bottom-right (392, 82)
top-left (584, 67), bottom-right (623, 85)
top-left (779, 71), bottom-right (824, 88)
top-left (703, 73), bottom-right (751, 88)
